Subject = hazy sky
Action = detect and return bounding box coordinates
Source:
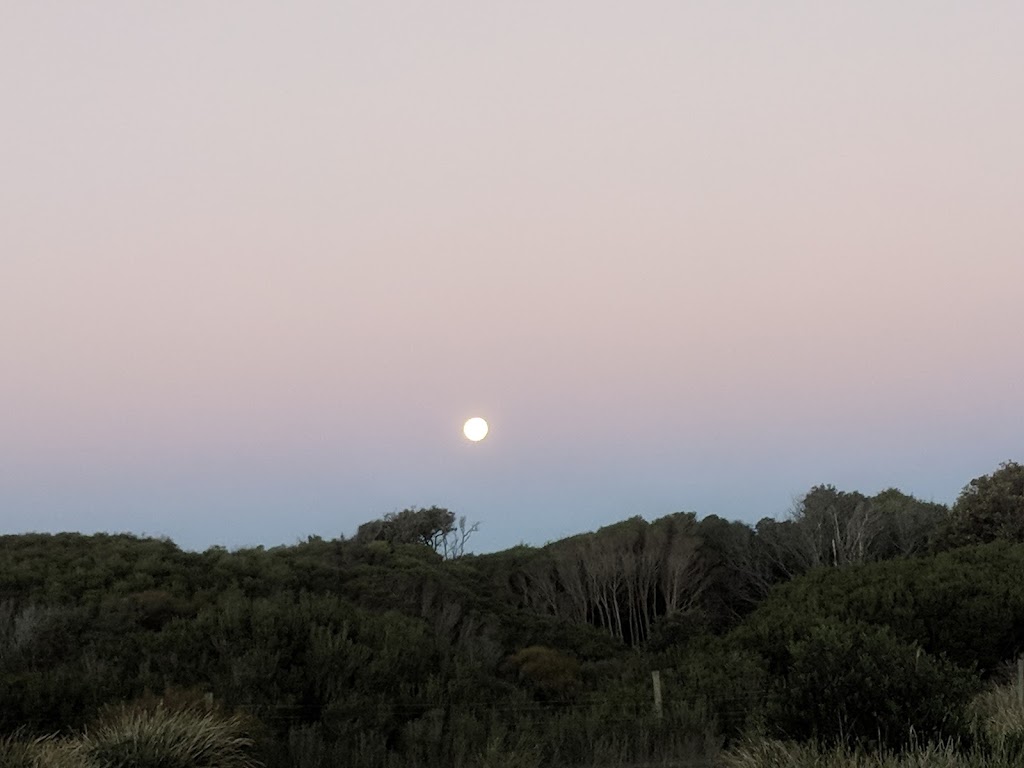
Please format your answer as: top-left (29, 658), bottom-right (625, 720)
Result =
top-left (3, 2), bottom-right (1022, 553)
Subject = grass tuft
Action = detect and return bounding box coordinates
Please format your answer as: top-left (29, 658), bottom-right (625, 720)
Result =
top-left (0, 729), bottom-right (84, 768)
top-left (74, 702), bottom-right (262, 768)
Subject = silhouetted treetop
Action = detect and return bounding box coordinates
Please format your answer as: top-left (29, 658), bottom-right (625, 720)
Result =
top-left (934, 461), bottom-right (1024, 550)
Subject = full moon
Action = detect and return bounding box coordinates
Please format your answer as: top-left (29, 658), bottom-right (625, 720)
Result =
top-left (463, 417), bottom-right (489, 442)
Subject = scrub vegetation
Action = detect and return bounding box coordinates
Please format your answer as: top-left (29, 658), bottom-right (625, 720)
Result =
top-left (1, 461), bottom-right (1023, 767)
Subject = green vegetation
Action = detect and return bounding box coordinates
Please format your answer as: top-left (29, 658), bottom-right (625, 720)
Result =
top-left (2, 462), bottom-right (1024, 767)
top-left (934, 462), bottom-right (1024, 551)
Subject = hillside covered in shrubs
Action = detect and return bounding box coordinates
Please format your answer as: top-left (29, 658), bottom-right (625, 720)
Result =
top-left (2, 461), bottom-right (1024, 768)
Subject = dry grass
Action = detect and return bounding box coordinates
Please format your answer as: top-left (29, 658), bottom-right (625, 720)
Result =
top-left (0, 729), bottom-right (85, 768)
top-left (74, 703), bottom-right (262, 768)
top-left (2, 703), bottom-right (261, 768)
top-left (968, 682), bottom-right (1024, 749)
top-left (718, 683), bottom-right (1024, 768)
top-left (0, 729), bottom-right (44, 768)
top-left (716, 738), bottom-right (1020, 768)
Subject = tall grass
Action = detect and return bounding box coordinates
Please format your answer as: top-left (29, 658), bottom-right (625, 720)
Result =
top-left (0, 729), bottom-right (41, 768)
top-left (1, 703), bottom-right (261, 768)
top-left (0, 728), bottom-right (84, 768)
top-left (718, 683), bottom-right (1024, 768)
top-left (968, 681), bottom-right (1024, 751)
top-left (74, 703), bottom-right (262, 768)
top-left (718, 738), bottom-right (1024, 768)
top-left (723, 738), bottom-right (899, 767)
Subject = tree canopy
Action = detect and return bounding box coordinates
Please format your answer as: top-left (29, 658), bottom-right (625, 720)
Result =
top-left (935, 461), bottom-right (1024, 550)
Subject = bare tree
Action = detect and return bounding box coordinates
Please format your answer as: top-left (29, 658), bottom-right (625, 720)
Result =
top-left (440, 516), bottom-right (479, 560)
top-left (656, 517), bottom-right (706, 615)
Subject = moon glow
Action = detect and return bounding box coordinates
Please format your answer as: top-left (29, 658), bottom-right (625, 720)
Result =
top-left (463, 417), bottom-right (489, 442)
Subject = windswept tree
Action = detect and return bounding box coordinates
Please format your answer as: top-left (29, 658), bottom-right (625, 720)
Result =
top-left (355, 506), bottom-right (478, 559)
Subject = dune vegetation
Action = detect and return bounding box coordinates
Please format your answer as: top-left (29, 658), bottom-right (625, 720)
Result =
top-left (1, 461), bottom-right (1023, 767)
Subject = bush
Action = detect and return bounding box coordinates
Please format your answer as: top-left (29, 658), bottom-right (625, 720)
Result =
top-left (761, 618), bottom-right (977, 750)
top-left (506, 645), bottom-right (581, 699)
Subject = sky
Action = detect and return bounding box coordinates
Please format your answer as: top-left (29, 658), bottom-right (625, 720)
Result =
top-left (2, 2), bottom-right (1022, 554)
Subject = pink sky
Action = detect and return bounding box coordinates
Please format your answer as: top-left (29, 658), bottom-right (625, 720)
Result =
top-left (2, 2), bottom-right (1022, 551)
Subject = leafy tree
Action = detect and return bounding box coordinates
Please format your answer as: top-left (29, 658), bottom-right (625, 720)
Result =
top-left (935, 461), bottom-right (1024, 550)
top-left (870, 488), bottom-right (946, 558)
top-left (355, 506), bottom-right (478, 559)
top-left (754, 485), bottom-right (875, 580)
top-left (693, 515), bottom-right (771, 629)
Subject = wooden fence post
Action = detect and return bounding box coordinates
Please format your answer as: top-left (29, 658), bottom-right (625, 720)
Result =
top-left (651, 670), bottom-right (663, 720)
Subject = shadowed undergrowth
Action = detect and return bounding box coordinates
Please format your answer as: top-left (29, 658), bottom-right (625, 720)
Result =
top-left (718, 683), bottom-right (1024, 768)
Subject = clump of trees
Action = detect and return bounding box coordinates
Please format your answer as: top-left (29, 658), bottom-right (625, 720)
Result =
top-left (755, 485), bottom-right (947, 577)
top-left (512, 514), bottom-right (707, 646)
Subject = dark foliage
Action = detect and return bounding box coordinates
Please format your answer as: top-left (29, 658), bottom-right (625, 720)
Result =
top-left (934, 461), bottom-right (1024, 551)
top-left (2, 462), bottom-right (1023, 766)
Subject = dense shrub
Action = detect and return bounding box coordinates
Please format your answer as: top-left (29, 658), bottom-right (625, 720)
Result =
top-left (761, 618), bottom-right (978, 750)
top-left (749, 543), bottom-right (1024, 675)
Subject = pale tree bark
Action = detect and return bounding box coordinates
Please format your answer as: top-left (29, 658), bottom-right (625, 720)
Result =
top-left (659, 523), bottom-right (706, 615)
top-left (552, 544), bottom-right (589, 624)
top-left (830, 501), bottom-right (884, 565)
